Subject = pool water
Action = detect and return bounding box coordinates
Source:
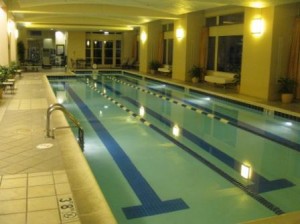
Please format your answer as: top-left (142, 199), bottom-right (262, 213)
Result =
top-left (49, 72), bottom-right (300, 224)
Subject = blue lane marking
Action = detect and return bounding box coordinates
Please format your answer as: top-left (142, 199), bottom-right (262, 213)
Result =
top-left (84, 81), bottom-right (285, 215)
top-left (122, 96), bottom-right (295, 194)
top-left (97, 78), bottom-right (294, 194)
top-left (66, 85), bottom-right (189, 219)
top-left (112, 75), bottom-right (300, 152)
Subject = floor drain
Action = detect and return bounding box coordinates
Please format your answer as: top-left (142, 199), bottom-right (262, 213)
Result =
top-left (36, 143), bottom-right (53, 149)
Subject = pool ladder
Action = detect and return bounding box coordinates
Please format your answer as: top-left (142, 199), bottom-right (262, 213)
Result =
top-left (46, 103), bottom-right (84, 151)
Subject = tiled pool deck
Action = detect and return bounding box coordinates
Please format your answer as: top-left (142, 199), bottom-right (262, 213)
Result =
top-left (0, 72), bottom-right (116, 224)
top-left (0, 71), bottom-right (299, 224)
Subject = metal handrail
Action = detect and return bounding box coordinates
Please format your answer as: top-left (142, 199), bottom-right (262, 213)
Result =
top-left (46, 103), bottom-right (84, 151)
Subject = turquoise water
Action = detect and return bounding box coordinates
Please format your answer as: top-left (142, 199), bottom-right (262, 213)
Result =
top-left (49, 72), bottom-right (300, 224)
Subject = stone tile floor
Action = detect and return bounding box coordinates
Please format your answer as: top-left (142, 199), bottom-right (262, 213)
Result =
top-left (0, 73), bottom-right (81, 224)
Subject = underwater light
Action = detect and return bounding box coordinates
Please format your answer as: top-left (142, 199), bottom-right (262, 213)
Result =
top-left (241, 163), bottom-right (252, 179)
top-left (285, 122), bottom-right (293, 127)
top-left (139, 106), bottom-right (145, 117)
top-left (172, 124), bottom-right (180, 137)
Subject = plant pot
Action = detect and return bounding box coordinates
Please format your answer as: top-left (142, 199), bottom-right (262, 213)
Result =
top-left (281, 93), bottom-right (293, 103)
top-left (192, 77), bottom-right (199, 83)
top-left (150, 69), bottom-right (156, 75)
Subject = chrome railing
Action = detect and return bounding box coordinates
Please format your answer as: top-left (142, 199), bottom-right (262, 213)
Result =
top-left (46, 103), bottom-right (84, 151)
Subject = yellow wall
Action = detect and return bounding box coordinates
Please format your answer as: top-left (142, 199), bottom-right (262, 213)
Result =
top-left (67, 31), bottom-right (85, 68)
top-left (138, 21), bottom-right (161, 73)
top-left (0, 7), bottom-right (9, 65)
top-left (123, 31), bottom-right (137, 63)
top-left (139, 25), bottom-right (148, 73)
top-left (172, 15), bottom-right (188, 81)
top-left (240, 7), bottom-right (275, 100)
top-left (241, 4), bottom-right (298, 100)
top-left (269, 3), bottom-right (299, 100)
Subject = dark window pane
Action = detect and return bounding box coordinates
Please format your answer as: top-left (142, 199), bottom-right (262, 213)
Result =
top-left (217, 35), bottom-right (243, 72)
top-left (167, 39), bottom-right (173, 64)
top-left (219, 13), bottom-right (244, 25)
top-left (207, 37), bottom-right (216, 70)
top-left (116, 40), bottom-right (121, 48)
top-left (206, 17), bottom-right (217, 27)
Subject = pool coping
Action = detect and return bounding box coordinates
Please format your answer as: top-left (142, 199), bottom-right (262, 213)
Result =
top-left (43, 74), bottom-right (117, 224)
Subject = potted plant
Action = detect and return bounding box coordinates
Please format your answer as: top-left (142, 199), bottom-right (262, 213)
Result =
top-left (278, 76), bottom-right (297, 103)
top-left (149, 60), bottom-right (161, 74)
top-left (188, 65), bottom-right (203, 83)
top-left (0, 65), bottom-right (9, 98)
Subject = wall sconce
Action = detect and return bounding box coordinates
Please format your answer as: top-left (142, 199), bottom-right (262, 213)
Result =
top-left (251, 18), bottom-right (263, 35)
top-left (14, 29), bottom-right (19, 39)
top-left (141, 31), bottom-right (147, 43)
top-left (176, 28), bottom-right (184, 39)
top-left (241, 163), bottom-right (252, 179)
top-left (7, 20), bottom-right (15, 34)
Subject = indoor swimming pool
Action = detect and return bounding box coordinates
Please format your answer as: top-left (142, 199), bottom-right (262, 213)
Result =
top-left (48, 71), bottom-right (300, 224)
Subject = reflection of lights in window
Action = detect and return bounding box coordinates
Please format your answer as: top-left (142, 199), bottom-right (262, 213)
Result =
top-left (104, 105), bottom-right (109, 109)
top-left (86, 40), bottom-right (90, 46)
top-left (139, 106), bottom-right (145, 117)
top-left (86, 78), bottom-right (89, 84)
top-left (99, 110), bottom-right (103, 117)
top-left (285, 122), bottom-right (293, 127)
top-left (94, 82), bottom-right (97, 88)
top-left (241, 163), bottom-right (252, 179)
top-left (204, 97), bottom-right (210, 101)
top-left (172, 124), bottom-right (180, 137)
top-left (103, 88), bottom-right (106, 94)
top-left (104, 31), bottom-right (109, 35)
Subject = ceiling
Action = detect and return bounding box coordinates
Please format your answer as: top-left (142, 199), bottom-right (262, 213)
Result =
top-left (4, 0), bottom-right (300, 32)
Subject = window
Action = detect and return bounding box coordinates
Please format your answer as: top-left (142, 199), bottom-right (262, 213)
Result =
top-left (104, 41), bottom-right (113, 65)
top-left (115, 40), bottom-right (122, 66)
top-left (219, 13), bottom-right (244, 26)
top-left (206, 17), bottom-right (217, 27)
top-left (162, 23), bottom-right (174, 32)
top-left (93, 41), bottom-right (102, 64)
top-left (206, 12), bottom-right (244, 73)
top-left (85, 40), bottom-right (91, 66)
top-left (207, 37), bottom-right (216, 70)
top-left (163, 39), bottom-right (173, 65)
top-left (217, 36), bottom-right (243, 72)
